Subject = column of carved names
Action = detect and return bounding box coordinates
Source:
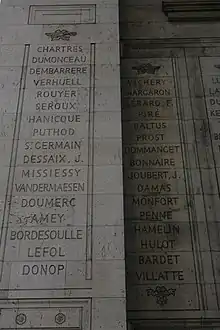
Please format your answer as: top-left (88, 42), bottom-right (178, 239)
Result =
top-left (122, 58), bottom-right (198, 310)
top-left (5, 44), bottom-right (91, 289)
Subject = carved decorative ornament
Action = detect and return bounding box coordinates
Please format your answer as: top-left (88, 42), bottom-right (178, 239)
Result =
top-left (55, 312), bottom-right (66, 325)
top-left (15, 313), bottom-right (27, 325)
top-left (132, 63), bottom-right (161, 75)
top-left (146, 286), bottom-right (176, 306)
top-left (45, 29), bottom-right (77, 41)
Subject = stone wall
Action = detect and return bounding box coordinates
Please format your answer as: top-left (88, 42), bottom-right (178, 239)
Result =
top-left (120, 0), bottom-right (220, 328)
top-left (0, 1), bottom-right (126, 329)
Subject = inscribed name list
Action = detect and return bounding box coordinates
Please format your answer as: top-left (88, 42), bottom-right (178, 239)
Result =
top-left (123, 58), bottom-right (198, 310)
top-left (4, 44), bottom-right (92, 289)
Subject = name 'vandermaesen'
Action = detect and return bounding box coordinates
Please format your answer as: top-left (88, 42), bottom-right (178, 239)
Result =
top-left (14, 182), bottom-right (85, 193)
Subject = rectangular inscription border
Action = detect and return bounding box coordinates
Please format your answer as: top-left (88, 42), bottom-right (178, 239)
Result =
top-left (123, 37), bottom-right (220, 325)
top-left (0, 298), bottom-right (91, 329)
top-left (128, 317), bottom-right (220, 329)
top-left (28, 5), bottom-right (96, 25)
top-left (122, 49), bottom-right (202, 312)
top-left (0, 42), bottom-right (96, 286)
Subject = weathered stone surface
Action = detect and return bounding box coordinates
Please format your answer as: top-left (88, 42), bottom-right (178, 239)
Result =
top-left (121, 1), bottom-right (220, 328)
top-left (3, 0), bottom-right (220, 328)
top-left (0, 0), bottom-right (126, 329)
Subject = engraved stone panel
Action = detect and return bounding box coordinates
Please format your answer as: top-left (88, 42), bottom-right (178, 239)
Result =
top-left (121, 41), bottom-right (220, 328)
top-left (1, 42), bottom-right (94, 290)
top-left (28, 5), bottom-right (96, 25)
top-left (0, 299), bottom-right (90, 329)
top-left (120, 0), bottom-right (220, 327)
top-left (0, 0), bottom-right (126, 329)
top-left (122, 54), bottom-right (201, 314)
